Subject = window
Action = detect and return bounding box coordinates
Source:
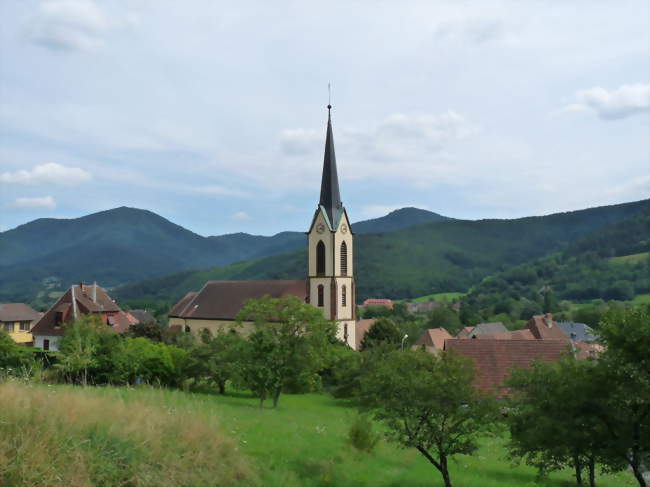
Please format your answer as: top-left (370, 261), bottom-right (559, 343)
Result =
top-left (185, 325), bottom-right (191, 333)
top-left (317, 285), bottom-right (324, 307)
top-left (340, 241), bottom-right (348, 275)
top-left (342, 285), bottom-right (347, 307)
top-left (316, 241), bottom-right (326, 275)
top-left (3, 323), bottom-right (12, 332)
top-left (20, 322), bottom-right (30, 331)
top-left (43, 339), bottom-right (50, 351)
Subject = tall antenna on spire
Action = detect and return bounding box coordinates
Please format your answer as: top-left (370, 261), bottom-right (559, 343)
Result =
top-left (327, 82), bottom-right (332, 110)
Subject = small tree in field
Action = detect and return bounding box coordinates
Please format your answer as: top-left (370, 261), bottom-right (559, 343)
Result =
top-left (190, 331), bottom-right (245, 394)
top-left (359, 349), bottom-right (497, 487)
top-left (55, 316), bottom-right (103, 386)
top-left (236, 295), bottom-right (336, 408)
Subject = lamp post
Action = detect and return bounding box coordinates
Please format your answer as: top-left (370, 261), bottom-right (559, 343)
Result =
top-left (401, 334), bottom-right (409, 350)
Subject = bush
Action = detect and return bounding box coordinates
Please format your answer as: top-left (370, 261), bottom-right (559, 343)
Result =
top-left (348, 413), bottom-right (379, 453)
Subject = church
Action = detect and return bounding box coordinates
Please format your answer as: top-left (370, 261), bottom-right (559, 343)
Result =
top-left (169, 105), bottom-right (357, 349)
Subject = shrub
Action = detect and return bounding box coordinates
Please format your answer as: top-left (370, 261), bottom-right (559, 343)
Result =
top-left (348, 413), bottom-right (379, 453)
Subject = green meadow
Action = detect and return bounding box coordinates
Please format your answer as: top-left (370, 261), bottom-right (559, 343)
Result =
top-left (0, 381), bottom-right (635, 487)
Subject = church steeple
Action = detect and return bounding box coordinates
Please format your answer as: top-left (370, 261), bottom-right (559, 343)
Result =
top-left (319, 105), bottom-right (343, 230)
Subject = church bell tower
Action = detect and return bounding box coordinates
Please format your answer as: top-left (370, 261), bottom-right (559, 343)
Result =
top-left (307, 104), bottom-right (356, 349)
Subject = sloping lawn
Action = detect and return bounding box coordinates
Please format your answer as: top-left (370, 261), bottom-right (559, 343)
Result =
top-left (85, 385), bottom-right (633, 487)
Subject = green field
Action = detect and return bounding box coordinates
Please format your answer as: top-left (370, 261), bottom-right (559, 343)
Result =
top-left (0, 381), bottom-right (635, 487)
top-left (409, 292), bottom-right (466, 302)
top-left (610, 252), bottom-right (650, 265)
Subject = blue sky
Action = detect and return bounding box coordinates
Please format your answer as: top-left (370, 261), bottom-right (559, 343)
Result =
top-left (1, 0), bottom-right (648, 236)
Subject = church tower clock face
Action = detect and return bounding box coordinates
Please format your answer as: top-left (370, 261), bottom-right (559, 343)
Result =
top-left (316, 223), bottom-right (326, 234)
top-left (340, 223), bottom-right (348, 234)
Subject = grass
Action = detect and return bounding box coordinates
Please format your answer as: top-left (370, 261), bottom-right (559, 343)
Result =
top-left (0, 381), bottom-right (635, 487)
top-left (632, 293), bottom-right (650, 305)
top-left (609, 252), bottom-right (650, 265)
top-left (409, 292), bottom-right (466, 302)
top-left (0, 381), bottom-right (251, 487)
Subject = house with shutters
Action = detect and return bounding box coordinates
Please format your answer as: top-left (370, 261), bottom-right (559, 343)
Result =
top-left (30, 282), bottom-right (132, 351)
top-left (169, 105), bottom-right (357, 348)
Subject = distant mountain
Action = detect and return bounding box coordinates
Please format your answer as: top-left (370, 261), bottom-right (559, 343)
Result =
top-left (114, 199), bottom-right (650, 305)
top-left (352, 208), bottom-right (451, 234)
top-left (0, 205), bottom-right (446, 305)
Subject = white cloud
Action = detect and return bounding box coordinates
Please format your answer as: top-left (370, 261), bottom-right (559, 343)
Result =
top-left (27, 0), bottom-right (110, 51)
top-left (231, 211), bottom-right (251, 221)
top-left (11, 196), bottom-right (57, 210)
top-left (0, 163), bottom-right (92, 185)
top-left (186, 185), bottom-right (250, 198)
top-left (567, 83), bottom-right (650, 120)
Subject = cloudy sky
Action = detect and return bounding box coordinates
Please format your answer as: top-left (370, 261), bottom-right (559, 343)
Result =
top-left (1, 1), bottom-right (648, 236)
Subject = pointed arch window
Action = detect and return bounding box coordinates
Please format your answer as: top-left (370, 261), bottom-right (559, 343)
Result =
top-left (316, 241), bottom-right (326, 276)
top-left (317, 284), bottom-right (324, 307)
top-left (342, 284), bottom-right (347, 307)
top-left (340, 241), bottom-right (348, 275)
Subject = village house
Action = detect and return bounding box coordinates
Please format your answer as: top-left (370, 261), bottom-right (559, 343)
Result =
top-left (413, 327), bottom-right (452, 353)
top-left (30, 283), bottom-right (132, 351)
top-left (0, 303), bottom-right (41, 345)
top-left (169, 105), bottom-right (357, 349)
top-left (466, 322), bottom-right (508, 338)
top-left (360, 298), bottom-right (394, 310)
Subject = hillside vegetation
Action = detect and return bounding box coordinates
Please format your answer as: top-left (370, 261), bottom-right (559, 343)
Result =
top-left (0, 207), bottom-right (446, 305)
top-left (115, 199), bottom-right (650, 304)
top-left (462, 207), bottom-right (650, 320)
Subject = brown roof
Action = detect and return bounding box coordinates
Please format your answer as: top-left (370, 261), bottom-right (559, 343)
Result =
top-left (475, 329), bottom-right (535, 340)
top-left (445, 339), bottom-right (571, 397)
top-left (361, 299), bottom-right (394, 308)
top-left (470, 322), bottom-right (508, 337)
top-left (526, 314), bottom-right (569, 341)
top-left (31, 284), bottom-right (124, 337)
top-left (168, 280), bottom-right (308, 321)
top-left (355, 319), bottom-right (376, 350)
top-left (0, 303), bottom-right (41, 323)
top-left (415, 328), bottom-right (452, 350)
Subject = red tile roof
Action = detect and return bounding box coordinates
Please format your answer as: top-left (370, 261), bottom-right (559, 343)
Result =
top-left (415, 328), bottom-right (452, 350)
top-left (361, 299), bottom-right (394, 309)
top-left (355, 319), bottom-right (376, 350)
top-left (168, 280), bottom-right (308, 320)
top-left (526, 314), bottom-right (569, 341)
top-left (31, 284), bottom-right (125, 337)
top-left (444, 339), bottom-right (571, 398)
top-left (475, 329), bottom-right (535, 340)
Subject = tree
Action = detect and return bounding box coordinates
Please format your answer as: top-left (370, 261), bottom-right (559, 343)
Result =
top-left (236, 295), bottom-right (336, 408)
top-left (426, 306), bottom-right (462, 336)
top-left (507, 358), bottom-right (616, 487)
top-left (360, 317), bottom-right (402, 350)
top-left (592, 307), bottom-right (650, 486)
top-left (55, 316), bottom-right (102, 386)
top-left (189, 331), bottom-right (245, 394)
top-left (0, 331), bottom-right (33, 374)
top-left (359, 349), bottom-right (497, 487)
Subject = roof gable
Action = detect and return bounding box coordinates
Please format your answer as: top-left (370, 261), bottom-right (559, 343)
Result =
top-left (168, 280), bottom-right (308, 321)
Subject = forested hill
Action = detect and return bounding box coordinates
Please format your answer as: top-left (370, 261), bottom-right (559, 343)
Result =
top-left (114, 198), bottom-right (650, 305)
top-left (461, 206), bottom-right (650, 321)
top-left (0, 206), bottom-right (448, 305)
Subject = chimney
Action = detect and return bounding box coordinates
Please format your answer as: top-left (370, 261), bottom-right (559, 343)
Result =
top-left (71, 286), bottom-right (79, 321)
top-left (92, 282), bottom-right (97, 303)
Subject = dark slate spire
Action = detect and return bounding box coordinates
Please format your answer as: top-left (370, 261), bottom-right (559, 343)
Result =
top-left (319, 105), bottom-right (343, 229)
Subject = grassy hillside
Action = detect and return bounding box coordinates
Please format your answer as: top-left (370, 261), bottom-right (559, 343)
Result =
top-left (0, 382), bottom-right (633, 487)
top-left (0, 381), bottom-right (250, 487)
top-left (115, 199), bottom-right (650, 304)
top-left (462, 207), bottom-right (650, 320)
